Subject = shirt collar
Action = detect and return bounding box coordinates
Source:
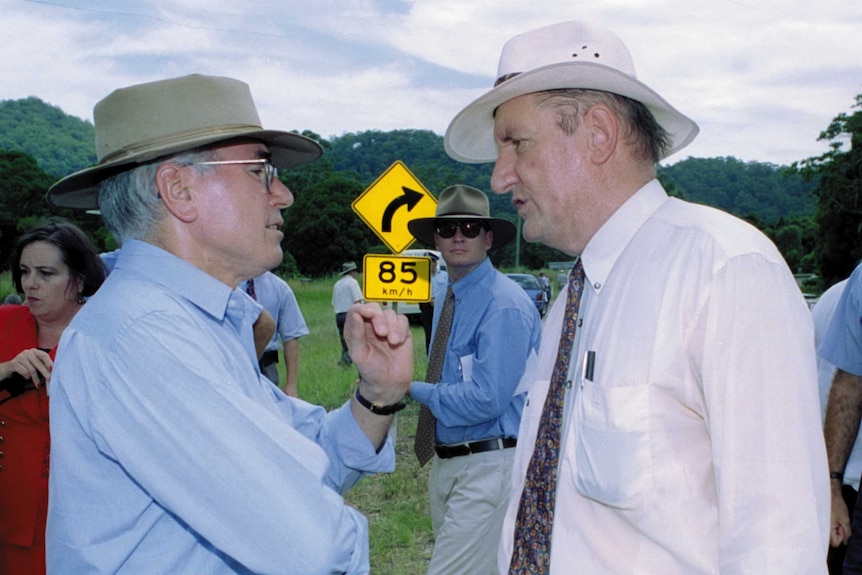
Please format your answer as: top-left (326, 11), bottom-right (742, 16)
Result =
top-left (449, 257), bottom-right (494, 297)
top-left (112, 239), bottom-right (241, 322)
top-left (580, 179), bottom-right (668, 292)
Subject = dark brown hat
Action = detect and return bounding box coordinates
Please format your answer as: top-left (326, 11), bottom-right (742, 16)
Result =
top-left (407, 184), bottom-right (516, 249)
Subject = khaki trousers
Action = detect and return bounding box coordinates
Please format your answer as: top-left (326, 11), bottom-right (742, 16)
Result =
top-left (427, 446), bottom-right (515, 575)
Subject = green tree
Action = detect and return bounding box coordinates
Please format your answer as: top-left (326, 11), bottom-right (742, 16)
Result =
top-left (773, 223), bottom-right (803, 272)
top-left (283, 174), bottom-right (380, 277)
top-left (792, 92), bottom-right (862, 286)
top-left (0, 151), bottom-right (58, 265)
top-left (0, 151), bottom-right (112, 266)
top-left (659, 157), bottom-right (816, 223)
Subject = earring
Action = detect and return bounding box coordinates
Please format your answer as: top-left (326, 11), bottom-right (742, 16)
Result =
top-left (77, 294), bottom-right (85, 305)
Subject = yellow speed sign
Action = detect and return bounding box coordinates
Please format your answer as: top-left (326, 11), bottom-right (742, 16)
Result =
top-left (363, 254), bottom-right (432, 302)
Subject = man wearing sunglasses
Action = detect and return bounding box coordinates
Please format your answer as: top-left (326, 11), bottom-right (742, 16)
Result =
top-left (407, 184), bottom-right (542, 575)
top-left (44, 75), bottom-right (412, 575)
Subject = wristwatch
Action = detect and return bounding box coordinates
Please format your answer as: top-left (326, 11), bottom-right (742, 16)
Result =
top-left (354, 387), bottom-right (406, 416)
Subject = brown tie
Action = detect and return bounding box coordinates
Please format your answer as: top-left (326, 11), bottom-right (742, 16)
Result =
top-left (245, 277), bottom-right (257, 300)
top-left (414, 285), bottom-right (455, 466)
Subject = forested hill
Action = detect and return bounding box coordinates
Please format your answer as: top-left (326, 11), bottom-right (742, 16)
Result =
top-left (0, 97), bottom-right (96, 178)
top-left (660, 156), bottom-right (816, 223)
top-left (0, 97), bottom-right (816, 224)
top-left (323, 130), bottom-right (818, 224)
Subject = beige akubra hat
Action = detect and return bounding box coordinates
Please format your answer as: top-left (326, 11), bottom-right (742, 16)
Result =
top-left (47, 74), bottom-right (323, 210)
top-left (407, 184), bottom-right (516, 249)
top-left (444, 20), bottom-right (699, 164)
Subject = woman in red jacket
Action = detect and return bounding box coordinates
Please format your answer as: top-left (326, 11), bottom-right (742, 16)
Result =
top-left (0, 219), bottom-right (106, 574)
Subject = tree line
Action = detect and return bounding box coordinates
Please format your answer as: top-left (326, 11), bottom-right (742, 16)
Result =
top-left (1, 93), bottom-right (860, 289)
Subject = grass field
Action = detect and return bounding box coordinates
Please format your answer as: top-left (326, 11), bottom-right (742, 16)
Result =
top-left (277, 276), bottom-right (436, 574)
top-left (288, 273), bottom-right (555, 573)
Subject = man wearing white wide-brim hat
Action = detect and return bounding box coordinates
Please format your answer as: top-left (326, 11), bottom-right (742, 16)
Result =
top-left (45, 74), bottom-right (412, 575)
top-left (445, 21), bottom-right (828, 575)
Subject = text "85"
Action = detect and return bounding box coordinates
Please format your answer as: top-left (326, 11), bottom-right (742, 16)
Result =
top-left (378, 260), bottom-right (418, 284)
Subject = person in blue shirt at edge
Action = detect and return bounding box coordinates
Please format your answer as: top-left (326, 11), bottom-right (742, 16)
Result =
top-left (240, 271), bottom-right (309, 396)
top-left (44, 74), bottom-right (413, 575)
top-left (407, 184), bottom-right (542, 575)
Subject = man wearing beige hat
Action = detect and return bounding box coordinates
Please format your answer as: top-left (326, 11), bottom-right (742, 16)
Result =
top-left (44, 74), bottom-right (412, 575)
top-left (444, 21), bottom-right (829, 575)
top-left (407, 184), bottom-right (541, 575)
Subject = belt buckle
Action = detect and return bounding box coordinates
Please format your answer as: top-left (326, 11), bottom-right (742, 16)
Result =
top-left (450, 443), bottom-right (471, 457)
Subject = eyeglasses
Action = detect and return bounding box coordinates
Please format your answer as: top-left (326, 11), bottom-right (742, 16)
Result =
top-left (194, 159), bottom-right (278, 193)
top-left (435, 220), bottom-right (486, 239)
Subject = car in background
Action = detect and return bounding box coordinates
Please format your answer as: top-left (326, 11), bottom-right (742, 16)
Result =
top-left (506, 273), bottom-right (548, 318)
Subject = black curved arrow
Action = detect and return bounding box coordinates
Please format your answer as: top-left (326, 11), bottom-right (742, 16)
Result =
top-left (381, 186), bottom-right (424, 233)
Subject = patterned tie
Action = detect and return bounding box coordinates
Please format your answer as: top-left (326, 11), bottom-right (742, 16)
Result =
top-left (509, 259), bottom-right (585, 575)
top-left (414, 285), bottom-right (455, 466)
top-left (245, 277), bottom-right (257, 300)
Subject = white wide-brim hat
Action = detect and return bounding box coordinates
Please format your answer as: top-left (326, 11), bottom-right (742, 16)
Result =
top-left (47, 74), bottom-right (323, 210)
top-left (445, 21), bottom-right (699, 163)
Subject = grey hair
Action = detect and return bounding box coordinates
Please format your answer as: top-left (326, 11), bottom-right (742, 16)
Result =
top-left (98, 149), bottom-right (217, 242)
top-left (535, 89), bottom-right (671, 163)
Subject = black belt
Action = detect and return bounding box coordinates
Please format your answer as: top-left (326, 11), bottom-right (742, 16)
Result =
top-left (259, 350), bottom-right (279, 367)
top-left (435, 437), bottom-right (517, 459)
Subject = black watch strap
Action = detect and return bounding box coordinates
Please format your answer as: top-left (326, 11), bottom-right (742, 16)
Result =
top-left (355, 388), bottom-right (406, 416)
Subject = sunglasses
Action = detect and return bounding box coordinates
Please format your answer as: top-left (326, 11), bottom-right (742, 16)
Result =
top-left (435, 220), bottom-right (486, 239)
top-left (195, 158), bottom-right (278, 193)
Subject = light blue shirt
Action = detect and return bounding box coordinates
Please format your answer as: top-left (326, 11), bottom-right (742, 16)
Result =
top-left (430, 267), bottom-right (448, 301)
top-left (240, 272), bottom-right (309, 353)
top-left (410, 257), bottom-right (542, 445)
top-left (813, 278), bottom-right (862, 490)
top-left (820, 262), bottom-right (862, 376)
top-left (47, 240), bottom-right (393, 575)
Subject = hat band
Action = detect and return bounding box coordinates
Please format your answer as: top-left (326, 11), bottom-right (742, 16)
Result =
top-left (99, 123), bottom-right (265, 164)
top-left (494, 72), bottom-right (522, 87)
top-left (438, 211), bottom-right (486, 218)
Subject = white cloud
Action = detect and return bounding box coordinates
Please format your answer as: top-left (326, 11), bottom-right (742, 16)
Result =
top-left (1, 0), bottom-right (860, 166)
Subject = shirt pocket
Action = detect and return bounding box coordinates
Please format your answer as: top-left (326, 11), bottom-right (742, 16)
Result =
top-left (569, 379), bottom-right (652, 510)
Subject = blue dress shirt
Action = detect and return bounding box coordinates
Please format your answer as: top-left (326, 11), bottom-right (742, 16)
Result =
top-left (240, 272), bottom-right (309, 353)
top-left (820, 261), bottom-right (862, 376)
top-left (410, 257), bottom-right (542, 445)
top-left (47, 240), bottom-right (393, 574)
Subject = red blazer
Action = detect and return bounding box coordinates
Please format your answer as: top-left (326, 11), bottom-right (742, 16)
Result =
top-left (0, 305), bottom-right (53, 547)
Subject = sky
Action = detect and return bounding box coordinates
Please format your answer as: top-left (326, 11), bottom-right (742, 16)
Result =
top-left (2, 0), bottom-right (860, 167)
